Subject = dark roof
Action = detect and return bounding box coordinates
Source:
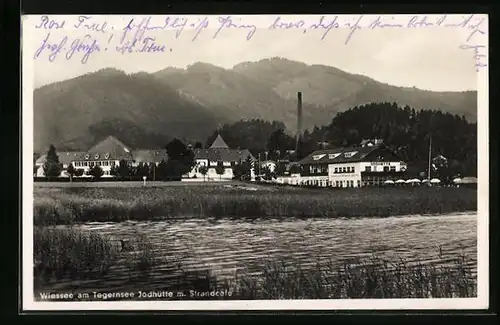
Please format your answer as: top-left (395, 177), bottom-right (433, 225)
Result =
top-left (194, 148), bottom-right (254, 162)
top-left (78, 136), bottom-right (134, 161)
top-left (35, 152), bottom-right (86, 165)
top-left (132, 149), bottom-right (169, 163)
top-left (209, 135), bottom-right (230, 149)
top-left (298, 143), bottom-right (401, 165)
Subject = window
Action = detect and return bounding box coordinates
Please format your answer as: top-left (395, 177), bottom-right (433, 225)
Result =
top-left (329, 153), bottom-right (341, 159)
top-left (344, 151), bottom-right (358, 158)
top-left (357, 180), bottom-right (361, 187)
top-left (352, 166), bottom-right (355, 173)
top-left (383, 166), bottom-right (389, 172)
top-left (390, 166), bottom-right (396, 172)
top-left (90, 162), bottom-right (94, 167)
top-left (350, 180), bottom-right (354, 187)
top-left (335, 167), bottom-right (338, 173)
top-left (313, 154), bottom-right (326, 161)
top-left (365, 166), bottom-right (371, 172)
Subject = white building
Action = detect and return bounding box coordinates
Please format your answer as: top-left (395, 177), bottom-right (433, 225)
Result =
top-left (187, 135), bottom-right (255, 181)
top-left (34, 136), bottom-right (167, 178)
top-left (297, 139), bottom-right (407, 188)
top-left (35, 151), bottom-right (86, 177)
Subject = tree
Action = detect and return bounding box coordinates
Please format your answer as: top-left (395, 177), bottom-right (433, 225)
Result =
top-left (199, 165), bottom-right (209, 181)
top-left (75, 168), bottom-right (84, 177)
top-left (233, 156), bottom-right (252, 181)
top-left (66, 164), bottom-right (76, 182)
top-left (134, 162), bottom-right (150, 179)
top-left (42, 145), bottom-right (62, 179)
top-left (111, 160), bottom-right (132, 179)
top-left (215, 161), bottom-right (225, 181)
top-left (194, 141), bottom-right (203, 149)
top-left (261, 166), bottom-right (274, 180)
top-left (267, 128), bottom-right (295, 156)
top-left (165, 138), bottom-right (196, 179)
top-left (155, 160), bottom-right (169, 181)
top-left (88, 165), bottom-right (104, 181)
top-left (274, 161), bottom-right (287, 176)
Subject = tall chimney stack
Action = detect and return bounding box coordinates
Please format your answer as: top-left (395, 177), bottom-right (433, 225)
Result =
top-left (295, 91), bottom-right (303, 155)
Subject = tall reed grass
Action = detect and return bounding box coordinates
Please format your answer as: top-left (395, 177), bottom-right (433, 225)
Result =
top-left (230, 255), bottom-right (476, 299)
top-left (33, 186), bottom-right (477, 225)
top-left (33, 227), bottom-right (158, 285)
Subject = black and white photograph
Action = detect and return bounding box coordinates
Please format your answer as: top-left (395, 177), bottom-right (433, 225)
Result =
top-left (21, 14), bottom-right (489, 310)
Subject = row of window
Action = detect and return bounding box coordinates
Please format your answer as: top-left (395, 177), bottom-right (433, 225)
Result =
top-left (302, 179), bottom-right (361, 188)
top-left (334, 166), bottom-right (355, 173)
top-left (309, 165), bottom-right (328, 174)
top-left (73, 161), bottom-right (117, 167)
top-left (364, 166), bottom-right (396, 172)
top-left (194, 167), bottom-right (230, 173)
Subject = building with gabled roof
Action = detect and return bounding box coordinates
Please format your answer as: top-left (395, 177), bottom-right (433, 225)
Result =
top-left (297, 139), bottom-right (407, 188)
top-left (34, 151), bottom-right (86, 177)
top-left (34, 136), bottom-right (167, 178)
top-left (209, 134), bottom-right (230, 149)
top-left (187, 134), bottom-right (255, 181)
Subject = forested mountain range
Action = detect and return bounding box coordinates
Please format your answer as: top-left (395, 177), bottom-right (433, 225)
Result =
top-left (33, 57), bottom-right (476, 153)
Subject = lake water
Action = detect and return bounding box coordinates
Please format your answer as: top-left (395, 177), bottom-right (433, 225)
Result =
top-left (40, 213), bottom-right (477, 293)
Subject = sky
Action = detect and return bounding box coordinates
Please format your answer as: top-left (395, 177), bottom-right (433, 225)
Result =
top-left (24, 14), bottom-right (488, 91)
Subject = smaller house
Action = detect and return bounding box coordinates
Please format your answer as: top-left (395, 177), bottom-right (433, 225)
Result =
top-left (34, 151), bottom-right (86, 177)
top-left (188, 135), bottom-right (255, 180)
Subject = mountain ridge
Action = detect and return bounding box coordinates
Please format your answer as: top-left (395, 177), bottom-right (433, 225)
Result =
top-left (33, 58), bottom-right (477, 153)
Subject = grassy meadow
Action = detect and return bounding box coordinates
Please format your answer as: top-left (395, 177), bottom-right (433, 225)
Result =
top-left (33, 183), bottom-right (477, 225)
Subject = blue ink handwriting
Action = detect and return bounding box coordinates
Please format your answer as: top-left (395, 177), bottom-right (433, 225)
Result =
top-left (33, 32), bottom-right (100, 64)
top-left (33, 32), bottom-right (68, 62)
top-left (34, 16), bottom-right (66, 30)
top-left (192, 17), bottom-right (210, 41)
top-left (65, 35), bottom-right (100, 64)
top-left (306, 16), bottom-right (340, 40)
top-left (343, 16), bottom-right (363, 44)
top-left (213, 16), bottom-right (257, 41)
top-left (368, 16), bottom-right (404, 29)
top-left (74, 15), bottom-right (109, 33)
top-left (269, 16), bottom-right (305, 30)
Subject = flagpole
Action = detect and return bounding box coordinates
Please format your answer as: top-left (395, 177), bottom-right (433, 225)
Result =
top-left (427, 135), bottom-right (432, 185)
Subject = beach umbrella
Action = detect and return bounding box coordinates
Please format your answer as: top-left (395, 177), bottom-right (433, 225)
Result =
top-left (410, 178), bottom-right (421, 183)
top-left (460, 177), bottom-right (477, 184)
top-left (421, 179), bottom-right (429, 183)
top-left (430, 178), bottom-right (441, 184)
top-left (395, 179), bottom-right (405, 184)
top-left (453, 177), bottom-right (462, 184)
top-left (384, 180), bottom-right (395, 184)
top-left (405, 179), bottom-right (413, 184)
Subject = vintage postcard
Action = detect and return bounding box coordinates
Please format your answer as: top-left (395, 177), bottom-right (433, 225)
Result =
top-left (21, 14), bottom-right (489, 311)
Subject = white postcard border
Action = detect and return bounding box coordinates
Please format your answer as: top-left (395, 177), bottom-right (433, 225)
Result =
top-left (21, 14), bottom-right (489, 311)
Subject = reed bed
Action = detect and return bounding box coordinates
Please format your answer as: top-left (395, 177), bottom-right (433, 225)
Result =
top-left (33, 227), bottom-right (476, 299)
top-left (33, 186), bottom-right (477, 225)
top-left (230, 256), bottom-right (476, 299)
top-left (33, 227), bottom-right (157, 285)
